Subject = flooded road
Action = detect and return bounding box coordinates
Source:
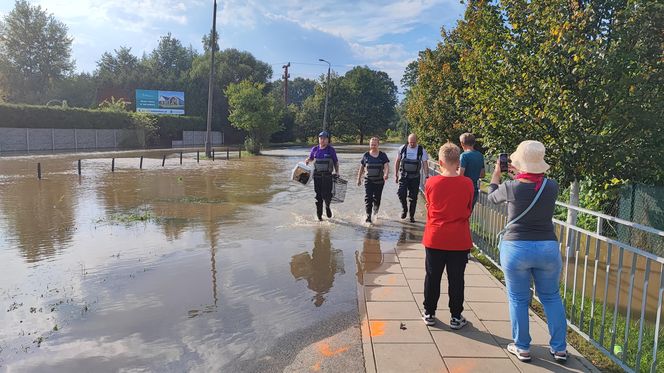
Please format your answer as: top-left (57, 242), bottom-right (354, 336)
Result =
top-left (0, 145), bottom-right (425, 372)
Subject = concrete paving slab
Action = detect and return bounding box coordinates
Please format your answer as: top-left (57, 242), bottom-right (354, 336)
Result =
top-left (363, 273), bottom-right (409, 286)
top-left (398, 257), bottom-right (424, 268)
top-left (444, 357), bottom-right (520, 373)
top-left (427, 310), bottom-right (488, 332)
top-left (463, 274), bottom-right (502, 287)
top-left (407, 277), bottom-right (453, 294)
top-left (368, 320), bottom-right (434, 343)
top-left (403, 267), bottom-right (427, 280)
top-left (362, 253), bottom-right (400, 263)
top-left (373, 343), bottom-right (448, 373)
top-left (412, 293), bottom-right (472, 313)
top-left (505, 344), bottom-right (600, 373)
top-left (396, 249), bottom-right (426, 258)
top-left (482, 320), bottom-right (552, 346)
top-left (366, 301), bottom-right (422, 320)
top-left (465, 262), bottom-right (490, 275)
top-left (465, 287), bottom-right (508, 302)
top-left (468, 301), bottom-right (511, 321)
top-left (365, 286), bottom-right (415, 302)
top-left (431, 330), bottom-right (507, 358)
top-left (366, 263), bottom-right (405, 274)
top-left (395, 242), bottom-right (424, 250)
top-left (407, 277), bottom-right (425, 293)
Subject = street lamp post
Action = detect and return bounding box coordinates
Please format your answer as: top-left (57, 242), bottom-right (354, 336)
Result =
top-left (318, 59), bottom-right (331, 131)
top-left (205, 0), bottom-right (217, 158)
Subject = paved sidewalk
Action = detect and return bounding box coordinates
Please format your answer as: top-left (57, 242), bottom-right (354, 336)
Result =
top-left (358, 238), bottom-right (601, 373)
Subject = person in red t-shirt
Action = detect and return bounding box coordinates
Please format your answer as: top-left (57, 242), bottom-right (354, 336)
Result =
top-left (421, 142), bottom-right (474, 329)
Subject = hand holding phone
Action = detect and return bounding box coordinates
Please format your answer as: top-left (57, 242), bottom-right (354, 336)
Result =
top-left (499, 153), bottom-right (509, 173)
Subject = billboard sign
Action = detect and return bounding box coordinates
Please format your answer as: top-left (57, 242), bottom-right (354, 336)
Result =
top-left (136, 89), bottom-right (185, 115)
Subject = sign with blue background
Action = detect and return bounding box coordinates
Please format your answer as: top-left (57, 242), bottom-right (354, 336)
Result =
top-left (136, 89), bottom-right (185, 115)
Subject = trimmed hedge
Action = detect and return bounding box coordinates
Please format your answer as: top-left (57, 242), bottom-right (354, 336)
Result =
top-left (0, 103), bottom-right (205, 131)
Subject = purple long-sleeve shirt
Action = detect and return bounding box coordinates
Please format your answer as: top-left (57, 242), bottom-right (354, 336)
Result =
top-left (308, 145), bottom-right (338, 164)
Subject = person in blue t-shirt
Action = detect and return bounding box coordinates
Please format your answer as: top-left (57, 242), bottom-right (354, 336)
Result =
top-left (458, 132), bottom-right (485, 210)
top-left (357, 137), bottom-right (390, 223)
top-left (305, 131), bottom-right (339, 221)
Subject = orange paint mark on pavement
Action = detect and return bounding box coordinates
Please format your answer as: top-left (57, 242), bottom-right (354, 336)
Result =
top-left (311, 362), bottom-right (321, 371)
top-left (387, 276), bottom-right (396, 285)
top-left (317, 342), bottom-right (349, 357)
top-left (449, 360), bottom-right (477, 373)
top-left (369, 321), bottom-right (386, 337)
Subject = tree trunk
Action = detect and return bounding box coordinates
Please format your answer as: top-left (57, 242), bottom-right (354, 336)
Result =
top-left (566, 179), bottom-right (580, 257)
top-left (359, 133), bottom-right (364, 145)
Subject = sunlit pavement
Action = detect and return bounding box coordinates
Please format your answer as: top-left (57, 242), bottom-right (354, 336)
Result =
top-left (358, 236), bottom-right (600, 373)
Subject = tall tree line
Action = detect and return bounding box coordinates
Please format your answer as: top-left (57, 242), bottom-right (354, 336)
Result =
top-left (0, 0), bottom-right (400, 145)
top-left (405, 0), bottom-right (663, 197)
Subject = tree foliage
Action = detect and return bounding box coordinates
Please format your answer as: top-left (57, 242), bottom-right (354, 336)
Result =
top-left (296, 67), bottom-right (397, 144)
top-left (405, 0), bottom-right (664, 189)
top-left (225, 80), bottom-right (282, 153)
top-left (0, 0), bottom-right (74, 103)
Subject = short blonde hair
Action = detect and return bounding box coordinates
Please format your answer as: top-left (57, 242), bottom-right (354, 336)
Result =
top-left (369, 137), bottom-right (380, 143)
top-left (438, 142), bottom-right (461, 164)
top-left (459, 132), bottom-right (475, 146)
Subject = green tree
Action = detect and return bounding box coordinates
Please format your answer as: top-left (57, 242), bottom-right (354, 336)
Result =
top-left (95, 46), bottom-right (145, 88)
top-left (48, 72), bottom-right (96, 108)
top-left (337, 66), bottom-right (397, 144)
top-left (0, 0), bottom-right (74, 103)
top-left (407, 0), bottom-right (663, 196)
top-left (145, 33), bottom-right (196, 86)
top-left (271, 77), bottom-right (317, 108)
top-left (225, 80), bottom-right (282, 154)
top-left (405, 26), bottom-right (470, 153)
top-left (187, 48), bottom-right (272, 126)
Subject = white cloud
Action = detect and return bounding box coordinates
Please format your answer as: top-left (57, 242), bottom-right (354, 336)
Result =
top-left (35, 0), bottom-right (192, 32)
top-left (349, 42), bottom-right (408, 61)
top-left (216, 0), bottom-right (461, 87)
top-left (219, 0), bottom-right (262, 28)
top-left (223, 0), bottom-right (453, 42)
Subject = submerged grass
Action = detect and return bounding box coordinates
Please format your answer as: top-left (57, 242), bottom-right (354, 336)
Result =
top-left (97, 208), bottom-right (158, 225)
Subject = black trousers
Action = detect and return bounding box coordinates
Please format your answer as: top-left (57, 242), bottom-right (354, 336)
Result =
top-left (313, 172), bottom-right (333, 210)
top-left (471, 189), bottom-right (479, 211)
top-left (364, 180), bottom-right (385, 215)
top-left (423, 248), bottom-right (469, 318)
top-left (397, 176), bottom-right (420, 217)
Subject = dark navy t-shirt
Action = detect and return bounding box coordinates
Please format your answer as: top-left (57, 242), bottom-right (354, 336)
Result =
top-left (361, 151), bottom-right (389, 183)
top-left (360, 151), bottom-right (389, 167)
top-left (460, 150), bottom-right (485, 191)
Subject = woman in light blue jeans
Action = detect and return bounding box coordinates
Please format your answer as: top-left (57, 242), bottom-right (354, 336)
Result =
top-left (488, 140), bottom-right (567, 363)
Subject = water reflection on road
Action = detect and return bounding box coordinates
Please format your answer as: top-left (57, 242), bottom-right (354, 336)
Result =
top-left (0, 145), bottom-right (424, 372)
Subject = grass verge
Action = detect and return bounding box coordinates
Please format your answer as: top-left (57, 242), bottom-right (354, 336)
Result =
top-left (471, 248), bottom-right (628, 373)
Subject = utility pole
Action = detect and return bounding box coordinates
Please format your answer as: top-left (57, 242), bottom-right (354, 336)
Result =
top-left (282, 62), bottom-right (290, 105)
top-left (204, 0), bottom-right (217, 158)
top-left (319, 59), bottom-right (331, 131)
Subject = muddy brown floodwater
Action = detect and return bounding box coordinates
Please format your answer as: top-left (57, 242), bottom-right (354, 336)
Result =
top-left (0, 145), bottom-right (425, 372)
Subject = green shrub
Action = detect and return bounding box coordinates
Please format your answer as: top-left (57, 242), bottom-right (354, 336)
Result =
top-left (0, 103), bottom-right (205, 146)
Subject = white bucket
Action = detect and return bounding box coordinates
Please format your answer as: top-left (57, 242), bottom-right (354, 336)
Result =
top-left (291, 162), bottom-right (313, 185)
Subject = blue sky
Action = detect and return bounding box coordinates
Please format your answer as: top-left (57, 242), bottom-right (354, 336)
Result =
top-left (0, 0), bottom-right (466, 92)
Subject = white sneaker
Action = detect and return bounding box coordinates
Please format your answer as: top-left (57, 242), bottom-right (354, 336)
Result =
top-left (421, 311), bottom-right (435, 326)
top-left (507, 343), bottom-right (531, 362)
top-left (449, 316), bottom-right (467, 330)
top-left (550, 348), bottom-right (568, 362)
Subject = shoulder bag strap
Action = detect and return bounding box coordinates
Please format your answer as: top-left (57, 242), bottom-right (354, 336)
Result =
top-left (497, 178), bottom-right (548, 238)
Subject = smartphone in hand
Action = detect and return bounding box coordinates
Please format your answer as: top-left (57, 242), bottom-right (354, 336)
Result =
top-left (499, 153), bottom-right (509, 173)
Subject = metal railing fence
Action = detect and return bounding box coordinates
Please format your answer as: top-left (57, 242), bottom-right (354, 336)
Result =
top-left (422, 161), bottom-right (663, 373)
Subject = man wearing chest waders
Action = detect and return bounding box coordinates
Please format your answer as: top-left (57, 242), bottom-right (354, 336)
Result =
top-left (357, 137), bottom-right (390, 223)
top-left (305, 131), bottom-right (339, 221)
top-left (395, 133), bottom-right (429, 223)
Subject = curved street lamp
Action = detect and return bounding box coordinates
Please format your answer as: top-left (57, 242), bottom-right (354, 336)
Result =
top-left (318, 59), bottom-right (331, 131)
